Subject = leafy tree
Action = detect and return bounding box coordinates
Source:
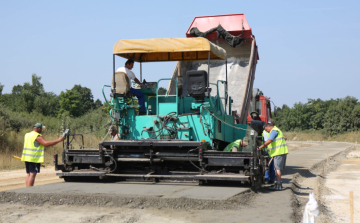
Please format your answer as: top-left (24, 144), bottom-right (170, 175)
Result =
top-left (275, 96), bottom-right (360, 135)
top-left (12, 84), bottom-right (23, 95)
top-left (351, 104), bottom-right (360, 130)
top-left (323, 96), bottom-right (357, 135)
top-left (34, 92), bottom-right (60, 116)
top-left (0, 82), bottom-right (3, 96)
top-left (338, 96), bottom-right (357, 131)
top-left (58, 89), bottom-right (83, 117)
top-left (158, 87), bottom-right (167, 95)
top-left (71, 85), bottom-right (101, 113)
top-left (94, 99), bottom-right (102, 108)
top-left (6, 74), bottom-right (46, 113)
top-left (102, 101), bottom-right (112, 115)
top-left (324, 104), bottom-right (342, 136)
top-left (71, 85), bottom-right (95, 113)
top-left (29, 74), bottom-right (45, 96)
top-left (306, 98), bottom-right (329, 130)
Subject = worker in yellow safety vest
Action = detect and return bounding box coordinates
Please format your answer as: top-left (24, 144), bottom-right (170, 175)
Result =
top-left (257, 122), bottom-right (288, 191)
top-left (21, 123), bottom-right (65, 187)
top-left (224, 137), bottom-right (249, 152)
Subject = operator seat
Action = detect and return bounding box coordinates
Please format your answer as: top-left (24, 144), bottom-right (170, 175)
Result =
top-left (111, 71), bottom-right (131, 96)
top-left (185, 70), bottom-right (208, 101)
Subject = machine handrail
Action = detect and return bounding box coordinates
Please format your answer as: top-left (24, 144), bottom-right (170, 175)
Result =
top-left (207, 83), bottom-right (216, 113)
top-left (208, 81), bottom-right (227, 115)
top-left (216, 80), bottom-right (227, 115)
top-left (102, 85), bottom-right (114, 105)
top-left (156, 78), bottom-right (178, 116)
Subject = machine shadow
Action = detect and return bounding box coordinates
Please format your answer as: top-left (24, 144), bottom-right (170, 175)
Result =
top-left (255, 165), bottom-right (319, 194)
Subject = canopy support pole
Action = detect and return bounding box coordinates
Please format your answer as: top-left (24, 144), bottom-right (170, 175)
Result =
top-left (139, 53), bottom-right (144, 83)
top-left (207, 51), bottom-right (210, 88)
top-left (113, 55), bottom-right (116, 92)
top-left (226, 59), bottom-right (228, 114)
top-left (140, 62), bottom-right (142, 82)
top-left (225, 59), bottom-right (228, 92)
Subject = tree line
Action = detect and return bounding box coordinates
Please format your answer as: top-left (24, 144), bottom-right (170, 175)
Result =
top-left (274, 96), bottom-right (360, 135)
top-left (0, 74), bottom-right (102, 118)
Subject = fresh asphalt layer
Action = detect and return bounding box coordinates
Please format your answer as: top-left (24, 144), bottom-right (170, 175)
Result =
top-left (8, 181), bottom-right (248, 200)
top-left (2, 142), bottom-right (353, 222)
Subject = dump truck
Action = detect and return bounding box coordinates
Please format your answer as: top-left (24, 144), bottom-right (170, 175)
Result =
top-left (247, 88), bottom-right (275, 125)
top-left (169, 14), bottom-right (258, 124)
top-left (55, 13), bottom-right (267, 188)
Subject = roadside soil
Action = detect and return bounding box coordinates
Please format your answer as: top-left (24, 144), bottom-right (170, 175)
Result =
top-left (322, 149), bottom-right (360, 222)
top-left (291, 144), bottom-right (359, 222)
top-left (0, 167), bottom-right (63, 192)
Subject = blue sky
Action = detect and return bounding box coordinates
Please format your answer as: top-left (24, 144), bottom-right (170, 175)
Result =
top-left (1, 0), bottom-right (359, 108)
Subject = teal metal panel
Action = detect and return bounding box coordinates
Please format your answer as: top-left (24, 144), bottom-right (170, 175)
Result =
top-left (179, 97), bottom-right (211, 114)
top-left (158, 97), bottom-right (177, 116)
top-left (224, 115), bottom-right (234, 143)
top-left (147, 96), bottom-right (157, 114)
top-left (179, 115), bottom-right (210, 142)
top-left (214, 115), bottom-right (225, 141)
top-left (126, 115), bottom-right (158, 139)
top-left (233, 124), bottom-right (248, 140)
top-left (177, 128), bottom-right (192, 140)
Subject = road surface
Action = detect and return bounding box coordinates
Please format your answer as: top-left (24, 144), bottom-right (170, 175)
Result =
top-left (0, 141), bottom-right (353, 223)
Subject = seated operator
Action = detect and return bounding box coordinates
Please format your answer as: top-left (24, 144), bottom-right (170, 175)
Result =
top-left (223, 137), bottom-right (249, 152)
top-left (116, 59), bottom-right (146, 115)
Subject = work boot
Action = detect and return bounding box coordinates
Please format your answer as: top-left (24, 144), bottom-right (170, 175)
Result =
top-left (268, 182), bottom-right (282, 191)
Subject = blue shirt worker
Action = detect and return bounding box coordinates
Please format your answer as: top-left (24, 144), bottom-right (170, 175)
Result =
top-left (116, 59), bottom-right (146, 115)
top-left (21, 123), bottom-right (65, 187)
top-left (258, 122), bottom-right (288, 191)
top-left (263, 127), bottom-right (276, 184)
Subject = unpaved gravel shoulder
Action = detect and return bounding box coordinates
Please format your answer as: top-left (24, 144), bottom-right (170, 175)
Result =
top-left (290, 145), bottom-right (356, 223)
top-left (323, 149), bottom-right (360, 222)
top-left (0, 166), bottom-right (63, 192)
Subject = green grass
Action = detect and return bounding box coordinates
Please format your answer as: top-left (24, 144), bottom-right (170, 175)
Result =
top-left (284, 130), bottom-right (360, 144)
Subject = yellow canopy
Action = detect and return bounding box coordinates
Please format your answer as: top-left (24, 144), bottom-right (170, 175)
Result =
top-left (113, 37), bottom-right (226, 62)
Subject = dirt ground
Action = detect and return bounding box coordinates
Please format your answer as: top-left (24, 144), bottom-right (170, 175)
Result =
top-left (323, 149), bottom-right (360, 222)
top-left (0, 167), bottom-right (63, 192)
top-left (290, 144), bottom-right (360, 223)
top-left (0, 142), bottom-right (356, 223)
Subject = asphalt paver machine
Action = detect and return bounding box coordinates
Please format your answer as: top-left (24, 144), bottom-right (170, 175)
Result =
top-left (55, 14), bottom-right (266, 188)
